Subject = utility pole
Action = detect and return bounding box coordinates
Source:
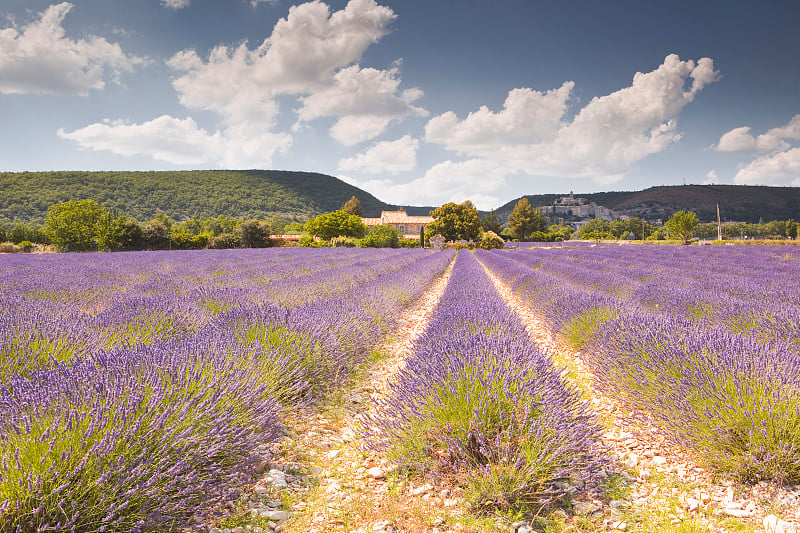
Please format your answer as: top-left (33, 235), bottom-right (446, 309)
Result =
top-left (717, 203), bottom-right (722, 241)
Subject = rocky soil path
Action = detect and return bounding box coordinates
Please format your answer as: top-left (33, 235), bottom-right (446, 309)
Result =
top-left (483, 264), bottom-right (800, 533)
top-left (220, 266), bottom-right (476, 533)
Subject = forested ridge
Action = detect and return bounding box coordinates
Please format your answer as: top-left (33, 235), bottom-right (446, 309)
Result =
top-left (496, 185), bottom-right (800, 223)
top-left (0, 170), bottom-right (394, 223)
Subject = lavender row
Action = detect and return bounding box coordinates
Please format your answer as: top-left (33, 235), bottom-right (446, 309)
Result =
top-left (477, 247), bottom-right (800, 483)
top-left (372, 251), bottom-right (604, 512)
top-left (0, 248), bottom-right (454, 531)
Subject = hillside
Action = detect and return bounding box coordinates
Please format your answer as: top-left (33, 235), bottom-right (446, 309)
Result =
top-left (496, 185), bottom-right (800, 223)
top-left (0, 170), bottom-right (395, 224)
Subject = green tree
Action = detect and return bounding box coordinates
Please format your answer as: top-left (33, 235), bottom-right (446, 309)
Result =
top-left (547, 223), bottom-right (573, 241)
top-left (237, 219), bottom-right (271, 248)
top-left (480, 210), bottom-right (503, 234)
top-left (8, 222), bottom-right (48, 244)
top-left (342, 195), bottom-right (362, 216)
top-left (95, 213), bottom-right (143, 251)
top-left (208, 233), bottom-right (242, 249)
top-left (479, 231), bottom-right (504, 250)
top-left (576, 218), bottom-right (612, 239)
top-left (787, 219), bottom-right (797, 239)
top-left (174, 217), bottom-right (206, 235)
top-left (359, 224), bottom-right (400, 248)
top-left (171, 231), bottom-right (211, 250)
top-left (427, 201), bottom-right (481, 242)
top-left (304, 210), bottom-right (367, 240)
top-left (284, 221), bottom-right (305, 234)
top-left (584, 230), bottom-right (614, 243)
top-left (44, 199), bottom-right (105, 251)
top-left (270, 215), bottom-right (290, 235)
top-left (142, 219), bottom-right (171, 250)
top-left (507, 198), bottom-right (546, 240)
top-left (152, 211), bottom-right (173, 230)
top-left (207, 214), bottom-right (241, 236)
top-left (664, 210), bottom-right (699, 244)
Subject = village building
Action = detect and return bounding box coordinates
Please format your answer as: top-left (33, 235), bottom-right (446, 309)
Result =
top-left (541, 191), bottom-right (622, 228)
top-left (361, 210), bottom-right (434, 240)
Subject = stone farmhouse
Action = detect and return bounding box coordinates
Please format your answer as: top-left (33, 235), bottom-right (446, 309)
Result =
top-left (362, 210), bottom-right (434, 240)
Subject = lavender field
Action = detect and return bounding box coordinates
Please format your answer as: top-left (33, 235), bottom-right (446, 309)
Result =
top-left (3, 245), bottom-right (800, 531)
top-left (0, 248), bottom-right (454, 531)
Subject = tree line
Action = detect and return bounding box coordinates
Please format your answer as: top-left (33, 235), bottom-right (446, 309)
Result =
top-left (3, 196), bottom-right (797, 253)
top-left (0, 199), bottom-right (295, 252)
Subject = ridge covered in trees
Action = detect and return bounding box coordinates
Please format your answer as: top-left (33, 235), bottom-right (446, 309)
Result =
top-left (0, 170), bottom-right (395, 224)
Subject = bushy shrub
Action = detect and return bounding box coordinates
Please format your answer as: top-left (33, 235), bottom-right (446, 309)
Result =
top-left (17, 241), bottom-right (35, 252)
top-left (141, 220), bottom-right (171, 250)
top-left (478, 231), bottom-right (504, 249)
top-left (529, 231), bottom-right (565, 242)
top-left (305, 210), bottom-right (366, 240)
top-left (299, 235), bottom-right (330, 247)
top-left (581, 231), bottom-right (615, 242)
top-left (0, 242), bottom-right (21, 253)
top-left (397, 238), bottom-right (420, 248)
top-left (0, 341), bottom-right (284, 531)
top-left (359, 224), bottom-right (400, 248)
top-left (331, 235), bottom-right (357, 247)
top-left (207, 233), bottom-right (241, 249)
top-left (237, 219), bottom-right (271, 248)
top-left (171, 231), bottom-right (211, 250)
top-left (449, 241), bottom-right (473, 251)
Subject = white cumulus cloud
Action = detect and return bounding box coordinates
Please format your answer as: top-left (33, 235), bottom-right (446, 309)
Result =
top-left (0, 2), bottom-right (144, 95)
top-left (338, 135), bottom-right (418, 174)
top-left (425, 54), bottom-right (718, 182)
top-left (734, 147), bottom-right (800, 187)
top-left (716, 115), bottom-right (800, 186)
top-left (716, 114), bottom-right (800, 153)
top-left (704, 170), bottom-right (719, 185)
top-left (58, 115), bottom-right (291, 168)
top-left (347, 158), bottom-right (512, 209)
top-left (426, 82), bottom-right (573, 151)
top-left (168, 0), bottom-right (422, 143)
top-left (297, 65), bottom-right (427, 145)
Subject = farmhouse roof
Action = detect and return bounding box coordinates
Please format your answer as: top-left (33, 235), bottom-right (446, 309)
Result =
top-left (362, 210), bottom-right (434, 226)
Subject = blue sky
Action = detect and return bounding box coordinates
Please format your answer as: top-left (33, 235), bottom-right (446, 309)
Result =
top-left (1, 0), bottom-right (798, 209)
